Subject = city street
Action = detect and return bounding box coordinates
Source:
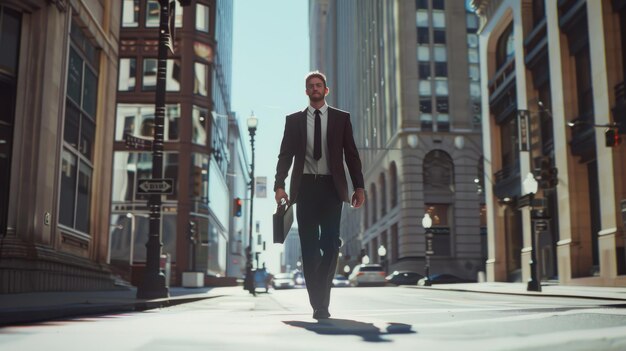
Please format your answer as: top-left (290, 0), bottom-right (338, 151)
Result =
top-left (1, 286), bottom-right (626, 351)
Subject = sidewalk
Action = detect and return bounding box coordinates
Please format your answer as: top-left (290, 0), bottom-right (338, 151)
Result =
top-left (411, 281), bottom-right (626, 301)
top-left (3, 282), bottom-right (626, 327)
top-left (0, 285), bottom-right (241, 326)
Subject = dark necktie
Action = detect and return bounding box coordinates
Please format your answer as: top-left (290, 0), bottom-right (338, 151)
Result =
top-left (314, 109), bottom-right (321, 160)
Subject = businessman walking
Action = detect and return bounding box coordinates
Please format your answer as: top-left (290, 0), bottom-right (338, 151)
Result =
top-left (274, 71), bottom-right (365, 320)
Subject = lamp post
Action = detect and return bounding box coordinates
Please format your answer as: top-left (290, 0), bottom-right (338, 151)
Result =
top-left (377, 245), bottom-right (387, 274)
top-left (137, 0), bottom-right (190, 299)
top-left (523, 173), bottom-right (542, 292)
top-left (422, 213), bottom-right (433, 286)
top-left (243, 112), bottom-right (258, 295)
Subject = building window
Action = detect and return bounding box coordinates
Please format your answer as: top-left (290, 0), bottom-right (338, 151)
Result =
top-left (417, 27), bottom-right (429, 44)
top-left (469, 64), bottom-right (480, 81)
top-left (434, 79), bottom-right (448, 96)
top-left (437, 114), bottom-right (450, 131)
top-left (434, 62), bottom-right (447, 77)
top-left (416, 10), bottom-right (429, 27)
top-left (421, 114), bottom-right (433, 130)
top-left (433, 29), bottom-right (446, 44)
top-left (118, 58), bottom-right (136, 91)
top-left (60, 20), bottom-right (99, 234)
top-left (420, 96), bottom-right (432, 113)
top-left (196, 3), bottom-right (210, 32)
top-left (142, 58), bottom-right (181, 91)
top-left (423, 150), bottom-right (454, 193)
top-left (379, 173), bottom-right (387, 216)
top-left (419, 80), bottom-right (431, 95)
top-left (418, 61), bottom-right (431, 78)
top-left (390, 162), bottom-right (398, 208)
top-left (417, 46), bottom-right (430, 61)
top-left (146, 0), bottom-right (160, 27)
top-left (432, 11), bottom-right (445, 28)
top-left (466, 13), bottom-right (479, 33)
top-left (432, 0), bottom-right (445, 10)
top-left (121, 0), bottom-right (139, 27)
top-left (192, 105), bottom-right (208, 145)
top-left (496, 24), bottom-right (514, 69)
top-left (115, 104), bottom-right (180, 141)
top-left (191, 153), bottom-right (209, 202)
top-left (416, 0), bottom-right (428, 9)
top-left (194, 62), bottom-right (208, 96)
top-left (436, 97), bottom-right (448, 113)
top-left (433, 45), bottom-right (447, 62)
top-left (468, 48), bottom-right (479, 64)
top-left (370, 183), bottom-right (377, 224)
top-left (467, 34), bottom-right (478, 49)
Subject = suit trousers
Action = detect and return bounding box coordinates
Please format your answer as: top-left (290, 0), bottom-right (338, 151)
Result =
top-left (296, 174), bottom-right (343, 311)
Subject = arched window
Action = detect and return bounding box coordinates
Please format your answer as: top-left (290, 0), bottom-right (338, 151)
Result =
top-left (370, 183), bottom-right (378, 224)
top-left (423, 150), bottom-right (454, 193)
top-left (389, 162), bottom-right (398, 208)
top-left (379, 173), bottom-right (387, 216)
top-left (496, 24), bottom-right (514, 69)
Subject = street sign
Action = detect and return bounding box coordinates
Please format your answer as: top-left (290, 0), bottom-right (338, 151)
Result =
top-left (124, 132), bottom-right (153, 151)
top-left (137, 179), bottom-right (174, 194)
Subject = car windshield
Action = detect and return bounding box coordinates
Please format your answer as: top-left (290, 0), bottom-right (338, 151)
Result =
top-left (360, 266), bottom-right (383, 272)
top-left (334, 275), bottom-right (347, 280)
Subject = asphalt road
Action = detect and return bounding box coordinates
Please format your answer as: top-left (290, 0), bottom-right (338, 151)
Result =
top-left (1, 286), bottom-right (626, 351)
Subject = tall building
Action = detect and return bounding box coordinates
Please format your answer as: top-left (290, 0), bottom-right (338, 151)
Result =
top-left (0, 1), bottom-right (121, 293)
top-left (110, 0), bottom-right (235, 286)
top-left (282, 227), bottom-right (302, 273)
top-left (473, 0), bottom-right (626, 286)
top-left (310, 0), bottom-right (486, 280)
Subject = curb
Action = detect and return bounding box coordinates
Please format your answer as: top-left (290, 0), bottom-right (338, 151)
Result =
top-left (0, 294), bottom-right (223, 327)
top-left (408, 285), bottom-right (626, 302)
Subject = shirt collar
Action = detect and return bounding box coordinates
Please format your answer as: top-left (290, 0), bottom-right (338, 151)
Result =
top-left (307, 103), bottom-right (328, 115)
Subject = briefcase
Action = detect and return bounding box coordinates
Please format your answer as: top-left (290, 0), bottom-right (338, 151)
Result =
top-left (273, 200), bottom-right (294, 244)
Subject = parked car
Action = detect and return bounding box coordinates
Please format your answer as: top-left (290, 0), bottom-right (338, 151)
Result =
top-left (272, 272), bottom-right (295, 289)
top-left (417, 273), bottom-right (474, 286)
top-left (253, 268), bottom-right (272, 292)
top-left (348, 264), bottom-right (386, 286)
top-left (332, 274), bottom-right (351, 287)
top-left (293, 270), bottom-right (306, 287)
top-left (385, 271), bottom-right (423, 286)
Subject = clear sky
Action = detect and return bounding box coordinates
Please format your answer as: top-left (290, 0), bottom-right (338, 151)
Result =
top-left (231, 0), bottom-right (310, 273)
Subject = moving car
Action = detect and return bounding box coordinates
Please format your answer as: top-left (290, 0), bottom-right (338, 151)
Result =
top-left (332, 274), bottom-right (351, 287)
top-left (417, 273), bottom-right (475, 286)
top-left (348, 264), bottom-right (386, 287)
top-left (385, 271), bottom-right (423, 286)
top-left (272, 272), bottom-right (295, 289)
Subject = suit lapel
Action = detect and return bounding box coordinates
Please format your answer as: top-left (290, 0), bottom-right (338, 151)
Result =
top-left (326, 107), bottom-right (336, 152)
top-left (298, 109), bottom-right (307, 154)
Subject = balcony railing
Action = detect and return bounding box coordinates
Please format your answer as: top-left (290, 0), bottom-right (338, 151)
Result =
top-left (493, 162), bottom-right (521, 201)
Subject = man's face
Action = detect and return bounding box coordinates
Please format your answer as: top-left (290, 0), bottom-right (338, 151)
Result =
top-left (306, 77), bottom-right (328, 103)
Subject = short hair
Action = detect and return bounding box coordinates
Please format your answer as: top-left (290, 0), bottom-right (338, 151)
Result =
top-left (305, 70), bottom-right (327, 88)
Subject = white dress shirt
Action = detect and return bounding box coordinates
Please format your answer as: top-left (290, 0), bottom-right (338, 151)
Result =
top-left (304, 103), bottom-right (331, 175)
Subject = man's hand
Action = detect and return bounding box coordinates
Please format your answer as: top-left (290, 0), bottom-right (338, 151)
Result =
top-left (351, 188), bottom-right (365, 208)
top-left (275, 188), bottom-right (289, 206)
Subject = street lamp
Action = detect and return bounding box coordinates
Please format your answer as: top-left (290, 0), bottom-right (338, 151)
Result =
top-left (377, 245), bottom-right (387, 273)
top-left (243, 112), bottom-right (258, 295)
top-left (361, 255), bottom-right (370, 265)
top-left (421, 213), bottom-right (433, 286)
top-left (523, 172), bottom-right (542, 292)
top-left (138, 0), bottom-right (190, 299)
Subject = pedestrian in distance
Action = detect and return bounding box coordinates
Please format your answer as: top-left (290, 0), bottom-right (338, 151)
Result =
top-left (274, 71), bottom-right (365, 320)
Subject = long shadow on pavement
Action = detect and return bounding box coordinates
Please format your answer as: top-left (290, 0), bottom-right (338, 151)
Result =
top-left (283, 319), bottom-right (415, 342)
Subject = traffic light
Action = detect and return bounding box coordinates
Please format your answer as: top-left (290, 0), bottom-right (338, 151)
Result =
top-left (233, 197), bottom-right (243, 217)
top-left (535, 156), bottom-right (558, 189)
top-left (605, 127), bottom-right (622, 147)
top-left (188, 220), bottom-right (196, 243)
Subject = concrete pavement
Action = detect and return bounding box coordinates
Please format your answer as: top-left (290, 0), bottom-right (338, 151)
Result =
top-left (2, 282), bottom-right (625, 326)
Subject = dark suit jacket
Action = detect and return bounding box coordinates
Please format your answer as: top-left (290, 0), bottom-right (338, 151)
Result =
top-left (274, 106), bottom-right (364, 204)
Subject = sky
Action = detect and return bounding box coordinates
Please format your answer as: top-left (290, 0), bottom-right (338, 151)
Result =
top-left (231, 0), bottom-right (310, 273)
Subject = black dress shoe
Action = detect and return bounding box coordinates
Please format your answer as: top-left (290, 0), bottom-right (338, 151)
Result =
top-left (313, 308), bottom-right (331, 320)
